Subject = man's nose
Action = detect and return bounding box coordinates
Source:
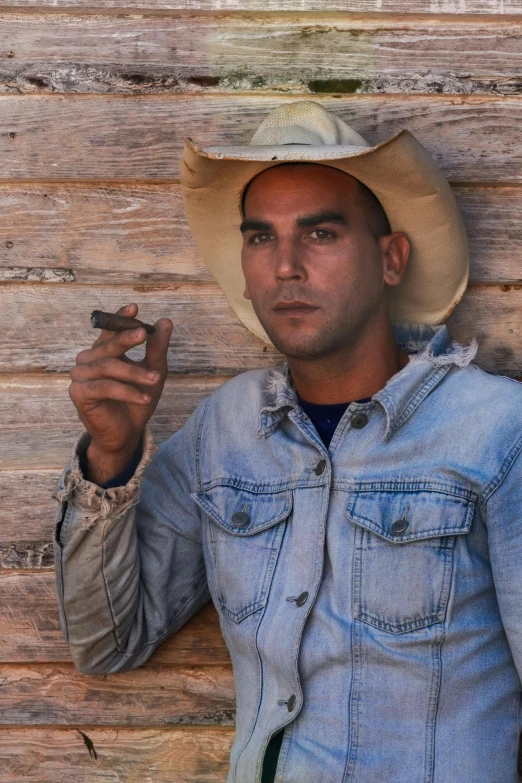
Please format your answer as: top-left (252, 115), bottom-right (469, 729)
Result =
top-left (274, 237), bottom-right (306, 280)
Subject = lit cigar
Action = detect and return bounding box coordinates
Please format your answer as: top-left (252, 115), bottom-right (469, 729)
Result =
top-left (91, 310), bottom-right (156, 334)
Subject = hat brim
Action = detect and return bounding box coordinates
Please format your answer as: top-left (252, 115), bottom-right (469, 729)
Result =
top-left (181, 130), bottom-right (469, 345)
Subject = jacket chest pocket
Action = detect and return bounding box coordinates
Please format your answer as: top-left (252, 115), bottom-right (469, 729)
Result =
top-left (347, 488), bottom-right (475, 634)
top-left (192, 485), bottom-right (292, 623)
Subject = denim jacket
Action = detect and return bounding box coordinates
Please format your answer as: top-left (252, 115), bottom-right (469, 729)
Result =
top-left (54, 324), bottom-right (522, 783)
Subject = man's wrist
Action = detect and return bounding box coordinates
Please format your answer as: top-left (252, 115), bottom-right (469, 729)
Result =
top-left (83, 437), bottom-right (143, 487)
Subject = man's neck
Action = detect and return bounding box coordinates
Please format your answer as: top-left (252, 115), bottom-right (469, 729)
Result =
top-left (287, 324), bottom-right (409, 405)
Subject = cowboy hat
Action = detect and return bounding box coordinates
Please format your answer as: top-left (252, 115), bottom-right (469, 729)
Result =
top-left (180, 100), bottom-right (469, 344)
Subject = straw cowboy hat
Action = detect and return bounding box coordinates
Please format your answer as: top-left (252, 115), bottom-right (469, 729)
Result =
top-left (180, 100), bottom-right (469, 345)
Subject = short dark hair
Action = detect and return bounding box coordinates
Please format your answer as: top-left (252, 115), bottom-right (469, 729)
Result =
top-left (355, 179), bottom-right (392, 240)
top-left (240, 163), bottom-right (391, 241)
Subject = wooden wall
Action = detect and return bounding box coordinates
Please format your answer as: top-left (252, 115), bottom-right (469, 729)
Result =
top-left (1, 0), bottom-right (522, 779)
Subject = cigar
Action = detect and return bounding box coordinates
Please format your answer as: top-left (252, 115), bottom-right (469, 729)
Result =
top-left (90, 310), bottom-right (156, 334)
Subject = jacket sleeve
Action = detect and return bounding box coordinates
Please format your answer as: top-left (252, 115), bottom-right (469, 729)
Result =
top-left (53, 397), bottom-right (211, 675)
top-left (484, 444), bottom-right (522, 684)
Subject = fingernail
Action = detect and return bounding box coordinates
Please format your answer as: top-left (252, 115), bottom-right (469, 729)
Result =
top-left (142, 393), bottom-right (150, 402)
top-left (147, 371), bottom-right (159, 381)
top-left (133, 328), bottom-right (143, 337)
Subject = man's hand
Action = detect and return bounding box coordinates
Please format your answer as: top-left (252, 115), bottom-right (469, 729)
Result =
top-left (68, 303), bottom-right (173, 484)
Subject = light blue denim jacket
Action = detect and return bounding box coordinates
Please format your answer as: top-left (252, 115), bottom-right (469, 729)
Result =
top-left (54, 323), bottom-right (522, 783)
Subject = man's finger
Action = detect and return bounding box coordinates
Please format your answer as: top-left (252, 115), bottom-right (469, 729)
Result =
top-left (70, 378), bottom-right (151, 406)
top-left (71, 357), bottom-right (160, 386)
top-left (77, 326), bottom-right (147, 366)
top-left (92, 303), bottom-right (138, 346)
top-left (144, 318), bottom-right (173, 373)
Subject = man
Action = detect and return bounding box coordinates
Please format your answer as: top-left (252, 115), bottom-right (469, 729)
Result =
top-left (54, 101), bottom-right (522, 782)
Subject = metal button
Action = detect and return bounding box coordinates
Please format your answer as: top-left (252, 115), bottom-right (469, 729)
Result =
top-left (351, 412), bottom-right (368, 429)
top-left (295, 591), bottom-right (309, 607)
top-left (314, 459), bottom-right (327, 476)
top-left (391, 519), bottom-right (409, 535)
top-left (287, 694), bottom-right (296, 712)
top-left (231, 511), bottom-right (250, 527)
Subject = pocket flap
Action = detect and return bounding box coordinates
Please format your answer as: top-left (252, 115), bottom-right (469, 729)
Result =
top-left (192, 485), bottom-right (293, 536)
top-left (347, 488), bottom-right (475, 543)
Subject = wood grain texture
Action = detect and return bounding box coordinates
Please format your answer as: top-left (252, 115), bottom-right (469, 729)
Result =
top-left (1, 183), bottom-right (522, 284)
top-left (0, 184), bottom-right (209, 284)
top-left (0, 726), bottom-right (234, 783)
top-left (0, 283), bottom-right (280, 374)
top-left (0, 663), bottom-right (234, 725)
top-left (2, 94), bottom-right (522, 182)
top-left (0, 572), bottom-right (229, 664)
top-left (2, 282), bottom-right (522, 374)
top-left (458, 186), bottom-right (522, 283)
top-left (0, 471), bottom-right (71, 569)
top-left (447, 284), bottom-right (522, 373)
top-left (0, 374), bottom-right (230, 469)
top-left (3, 14), bottom-right (522, 95)
top-left (1, 0), bottom-right (522, 11)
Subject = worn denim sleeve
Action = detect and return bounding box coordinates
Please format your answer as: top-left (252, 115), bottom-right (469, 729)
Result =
top-left (484, 444), bottom-right (522, 683)
top-left (53, 398), bottom-right (211, 675)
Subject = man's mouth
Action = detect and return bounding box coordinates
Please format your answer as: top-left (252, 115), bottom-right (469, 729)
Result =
top-left (272, 300), bottom-right (318, 316)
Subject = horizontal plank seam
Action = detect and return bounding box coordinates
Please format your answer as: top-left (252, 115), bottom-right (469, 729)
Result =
top-left (0, 372), bottom-right (236, 381)
top-left (2, 8), bottom-right (522, 21)
top-left (0, 568), bottom-right (55, 575)
top-left (0, 468), bottom-right (63, 473)
top-left (0, 180), bottom-right (519, 191)
top-left (0, 92), bottom-right (518, 104)
top-left (0, 178), bottom-right (184, 186)
top-left (0, 722), bottom-right (236, 732)
top-left (0, 180), bottom-right (182, 188)
top-left (0, 664), bottom-right (233, 676)
top-left (0, 279), bottom-right (216, 288)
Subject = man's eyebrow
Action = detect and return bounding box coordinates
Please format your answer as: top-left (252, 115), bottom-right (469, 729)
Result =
top-left (296, 211), bottom-right (347, 228)
top-left (239, 212), bottom-right (346, 234)
top-left (239, 219), bottom-right (273, 234)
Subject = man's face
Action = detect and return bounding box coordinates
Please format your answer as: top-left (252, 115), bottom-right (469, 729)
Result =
top-left (240, 163), bottom-right (407, 360)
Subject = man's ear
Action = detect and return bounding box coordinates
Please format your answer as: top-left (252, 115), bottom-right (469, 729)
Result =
top-left (381, 232), bottom-right (410, 287)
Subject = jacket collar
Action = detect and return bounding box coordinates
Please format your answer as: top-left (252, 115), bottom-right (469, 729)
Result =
top-left (258, 324), bottom-right (478, 441)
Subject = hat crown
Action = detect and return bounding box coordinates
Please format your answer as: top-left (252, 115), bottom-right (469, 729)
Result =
top-left (249, 100), bottom-right (371, 148)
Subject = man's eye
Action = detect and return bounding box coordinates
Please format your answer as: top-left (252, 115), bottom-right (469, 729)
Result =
top-left (249, 233), bottom-right (272, 245)
top-left (310, 229), bottom-right (334, 240)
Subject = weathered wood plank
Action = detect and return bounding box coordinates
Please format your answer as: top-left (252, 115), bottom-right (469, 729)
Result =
top-left (0, 663), bottom-right (234, 725)
top-left (0, 471), bottom-right (69, 570)
top-left (1, 0), bottom-right (522, 11)
top-left (1, 184), bottom-right (522, 284)
top-left (0, 374), bottom-right (231, 470)
top-left (2, 282), bottom-right (522, 374)
top-left (2, 14), bottom-right (522, 96)
top-left (0, 184), bottom-right (209, 284)
top-left (447, 284), bottom-right (522, 374)
top-left (0, 571), bottom-right (229, 663)
top-left (0, 283), bottom-right (280, 374)
top-left (2, 95), bottom-right (522, 182)
top-left (458, 186), bottom-right (522, 283)
top-left (0, 726), bottom-right (234, 782)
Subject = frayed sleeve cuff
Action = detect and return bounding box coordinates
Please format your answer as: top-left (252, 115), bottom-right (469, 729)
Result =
top-left (53, 428), bottom-right (157, 528)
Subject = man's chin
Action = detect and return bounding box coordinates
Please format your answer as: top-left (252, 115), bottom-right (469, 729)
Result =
top-left (263, 326), bottom-right (329, 361)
